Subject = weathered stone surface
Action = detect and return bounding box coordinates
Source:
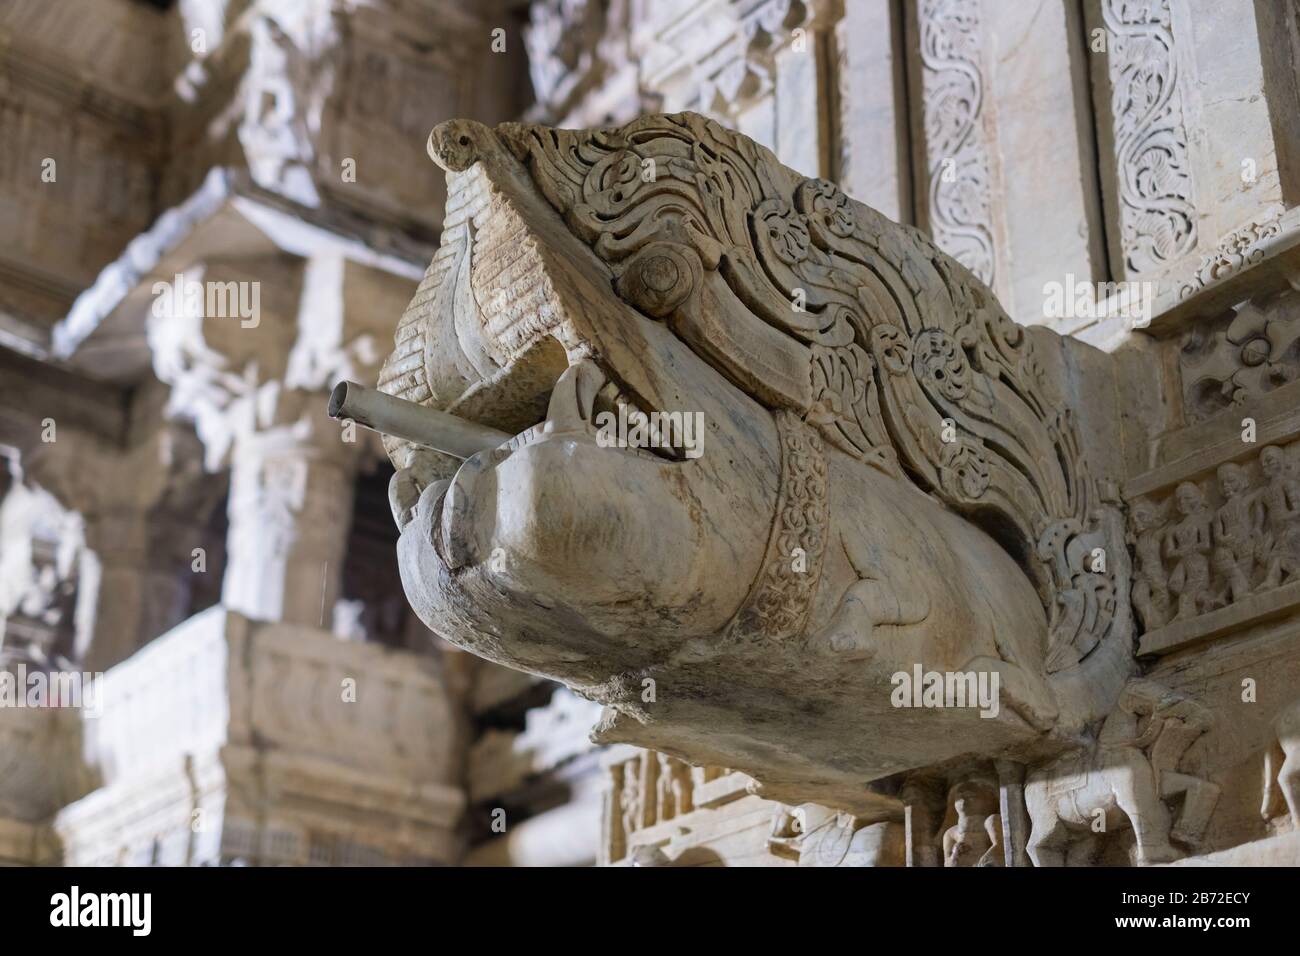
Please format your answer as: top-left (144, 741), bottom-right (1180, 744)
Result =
top-left (54, 607), bottom-right (466, 866)
top-left (5, 0), bottom-right (1300, 871)
top-left (381, 111), bottom-right (1136, 814)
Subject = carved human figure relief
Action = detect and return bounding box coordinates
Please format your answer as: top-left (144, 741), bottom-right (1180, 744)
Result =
top-left (605, 750), bottom-right (706, 863)
top-left (655, 751), bottom-right (693, 821)
top-left (1164, 481), bottom-right (1213, 620)
top-left (941, 776), bottom-right (997, 868)
top-left (1129, 441), bottom-right (1300, 638)
top-left (1128, 498), bottom-right (1172, 631)
top-left (1257, 445), bottom-right (1300, 591)
top-left (1262, 698), bottom-right (1300, 831)
top-left (1211, 463), bottom-right (1255, 607)
top-left (977, 813), bottom-right (1003, 867)
top-left (1024, 679), bottom-right (1217, 866)
top-left (619, 756), bottom-right (643, 839)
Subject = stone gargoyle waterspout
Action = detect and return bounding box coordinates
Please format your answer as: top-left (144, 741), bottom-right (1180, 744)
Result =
top-left (367, 112), bottom-right (1137, 815)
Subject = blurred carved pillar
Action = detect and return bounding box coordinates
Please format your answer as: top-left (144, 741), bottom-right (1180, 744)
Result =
top-left (19, 423), bottom-right (221, 672)
top-left (900, 770), bottom-right (946, 867)
top-left (222, 387), bottom-right (358, 625)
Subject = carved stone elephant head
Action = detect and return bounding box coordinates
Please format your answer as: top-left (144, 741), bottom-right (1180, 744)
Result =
top-left (379, 112), bottom-right (1134, 813)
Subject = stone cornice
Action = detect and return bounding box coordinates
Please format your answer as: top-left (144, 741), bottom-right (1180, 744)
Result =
top-left (0, 345), bottom-right (131, 454)
top-left (52, 167), bottom-right (432, 379)
top-left (1148, 209), bottom-right (1300, 338)
top-left (0, 41), bottom-right (162, 128)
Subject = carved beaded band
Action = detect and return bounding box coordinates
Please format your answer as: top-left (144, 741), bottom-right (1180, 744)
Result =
top-left (726, 410), bottom-right (829, 644)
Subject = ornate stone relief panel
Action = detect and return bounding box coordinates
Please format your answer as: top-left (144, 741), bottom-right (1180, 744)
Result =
top-left (1088, 0), bottom-right (1198, 281)
top-left (1129, 438), bottom-right (1300, 655)
top-left (1179, 286), bottom-right (1300, 426)
top-left (1179, 209), bottom-right (1287, 301)
top-left (911, 0), bottom-right (999, 289)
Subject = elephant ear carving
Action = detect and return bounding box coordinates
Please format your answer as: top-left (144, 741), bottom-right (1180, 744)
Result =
top-left (388, 111), bottom-right (1121, 674)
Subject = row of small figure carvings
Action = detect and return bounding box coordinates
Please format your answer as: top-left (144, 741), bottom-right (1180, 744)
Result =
top-left (1130, 439), bottom-right (1300, 631)
top-left (605, 685), bottom-right (1300, 867)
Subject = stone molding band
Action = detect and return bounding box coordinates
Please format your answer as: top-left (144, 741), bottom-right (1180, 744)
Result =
top-left (726, 410), bottom-right (829, 643)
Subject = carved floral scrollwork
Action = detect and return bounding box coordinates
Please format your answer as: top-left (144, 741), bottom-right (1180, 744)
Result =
top-left (809, 343), bottom-right (894, 468)
top-left (939, 439), bottom-right (989, 500)
top-left (1178, 212), bottom-right (1284, 298)
top-left (917, 0), bottom-right (996, 287)
top-left (1038, 518), bottom-right (1118, 672)
top-left (489, 111), bottom-right (1116, 668)
top-left (754, 198), bottom-right (812, 266)
top-left (871, 326), bottom-right (912, 376)
top-left (1101, 0), bottom-right (1197, 276)
top-left (912, 328), bottom-right (972, 403)
top-left (615, 242), bottom-right (702, 318)
top-left (796, 178), bottom-right (857, 242)
top-left (588, 148), bottom-right (645, 211)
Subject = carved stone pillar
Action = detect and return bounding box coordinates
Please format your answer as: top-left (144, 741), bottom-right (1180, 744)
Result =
top-left (995, 759), bottom-right (1031, 867)
top-left (147, 252), bottom-right (409, 627)
top-left (75, 521), bottom-right (152, 674)
top-left (18, 423), bottom-right (220, 673)
top-left (834, 0), bottom-right (909, 223)
top-left (222, 388), bottom-right (357, 626)
top-left (904, 0), bottom-right (1009, 298)
top-left (900, 771), bottom-right (946, 868)
top-left (1084, 0), bottom-right (1300, 326)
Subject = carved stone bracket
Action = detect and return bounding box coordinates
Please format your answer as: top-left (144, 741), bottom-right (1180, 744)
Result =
top-left (461, 112), bottom-right (1114, 657)
top-left (383, 111), bottom-right (1134, 809)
